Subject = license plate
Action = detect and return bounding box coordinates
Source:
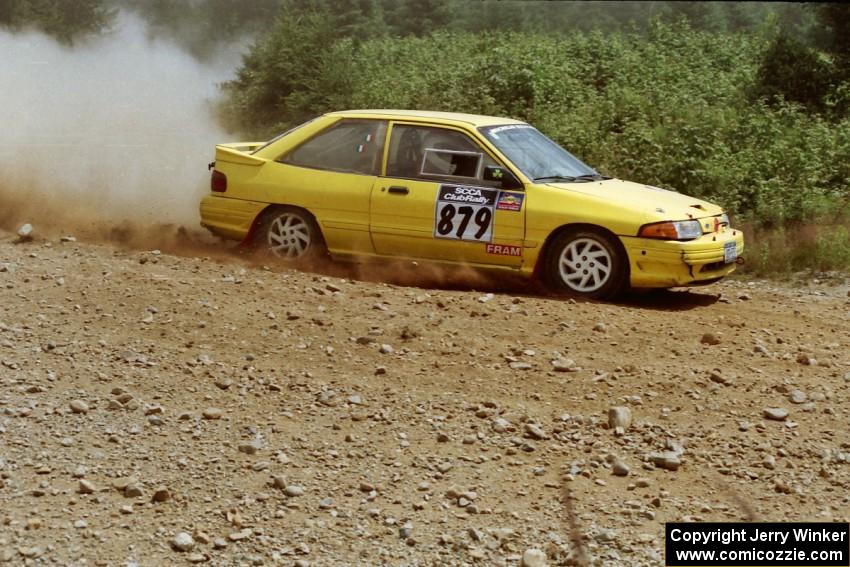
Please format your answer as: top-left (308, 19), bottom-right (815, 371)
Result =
top-left (724, 241), bottom-right (737, 264)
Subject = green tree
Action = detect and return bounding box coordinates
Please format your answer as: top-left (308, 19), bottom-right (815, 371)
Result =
top-left (813, 3), bottom-right (850, 71)
top-left (118, 0), bottom-right (282, 60)
top-left (219, 7), bottom-right (342, 135)
top-left (0, 0), bottom-right (115, 43)
top-left (383, 0), bottom-right (452, 36)
top-left (754, 34), bottom-right (833, 112)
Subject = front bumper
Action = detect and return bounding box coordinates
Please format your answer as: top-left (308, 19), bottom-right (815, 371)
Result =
top-left (621, 229), bottom-right (745, 288)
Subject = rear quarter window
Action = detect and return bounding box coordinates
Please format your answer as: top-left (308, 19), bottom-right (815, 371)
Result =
top-left (281, 119), bottom-right (387, 176)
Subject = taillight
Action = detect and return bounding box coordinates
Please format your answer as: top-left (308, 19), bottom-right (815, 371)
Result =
top-left (211, 170), bottom-right (227, 192)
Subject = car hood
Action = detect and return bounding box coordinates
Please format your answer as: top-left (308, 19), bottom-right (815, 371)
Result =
top-left (544, 178), bottom-right (724, 220)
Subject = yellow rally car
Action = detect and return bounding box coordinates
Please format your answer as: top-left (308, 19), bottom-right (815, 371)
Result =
top-left (201, 110), bottom-right (743, 299)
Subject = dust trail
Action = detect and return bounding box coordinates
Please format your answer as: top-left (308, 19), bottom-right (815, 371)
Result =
top-left (0, 15), bottom-right (543, 294)
top-left (0, 12), bottom-right (239, 237)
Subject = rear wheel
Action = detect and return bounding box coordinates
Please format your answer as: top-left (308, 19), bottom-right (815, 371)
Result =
top-left (544, 229), bottom-right (628, 300)
top-left (254, 207), bottom-right (326, 264)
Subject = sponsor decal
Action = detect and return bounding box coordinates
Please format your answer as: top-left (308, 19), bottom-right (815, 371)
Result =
top-left (437, 184), bottom-right (497, 206)
top-left (487, 124), bottom-right (534, 139)
top-left (496, 191), bottom-right (524, 212)
top-left (434, 185), bottom-right (498, 242)
top-left (486, 243), bottom-right (522, 257)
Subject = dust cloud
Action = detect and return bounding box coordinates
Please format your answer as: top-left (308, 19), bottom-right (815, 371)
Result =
top-left (0, 12), bottom-right (240, 239)
top-left (0, 13), bottom-right (526, 290)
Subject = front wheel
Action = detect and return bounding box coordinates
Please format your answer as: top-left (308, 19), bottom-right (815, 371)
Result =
top-left (544, 229), bottom-right (629, 300)
top-left (253, 207), bottom-right (326, 264)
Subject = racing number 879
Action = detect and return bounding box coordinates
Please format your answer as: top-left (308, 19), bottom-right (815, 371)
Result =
top-left (436, 204), bottom-right (492, 240)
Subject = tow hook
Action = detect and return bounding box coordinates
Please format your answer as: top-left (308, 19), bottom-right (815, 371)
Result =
top-left (736, 256), bottom-right (746, 265)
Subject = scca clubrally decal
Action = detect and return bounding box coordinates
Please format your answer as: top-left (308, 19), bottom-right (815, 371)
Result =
top-left (434, 185), bottom-right (498, 242)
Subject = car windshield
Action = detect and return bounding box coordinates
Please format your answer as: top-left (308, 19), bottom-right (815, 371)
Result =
top-left (479, 124), bottom-right (598, 181)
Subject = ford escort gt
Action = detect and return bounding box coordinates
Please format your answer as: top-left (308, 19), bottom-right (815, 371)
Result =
top-left (201, 110), bottom-right (743, 300)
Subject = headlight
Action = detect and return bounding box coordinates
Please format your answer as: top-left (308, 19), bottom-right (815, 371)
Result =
top-left (638, 220), bottom-right (703, 241)
top-left (720, 213), bottom-right (730, 227)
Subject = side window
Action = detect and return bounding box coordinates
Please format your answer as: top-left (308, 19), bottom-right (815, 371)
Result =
top-left (282, 119), bottom-right (387, 175)
top-left (387, 125), bottom-right (499, 183)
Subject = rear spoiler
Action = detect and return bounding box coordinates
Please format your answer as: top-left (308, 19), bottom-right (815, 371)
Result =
top-left (211, 143), bottom-right (268, 168)
top-left (220, 142), bottom-right (265, 153)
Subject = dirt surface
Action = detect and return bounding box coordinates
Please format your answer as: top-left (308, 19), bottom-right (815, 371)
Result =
top-left (1, 227), bottom-right (849, 567)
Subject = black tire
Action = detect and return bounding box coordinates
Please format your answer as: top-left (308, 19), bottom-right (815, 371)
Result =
top-left (543, 228), bottom-right (629, 300)
top-left (252, 206), bottom-right (327, 265)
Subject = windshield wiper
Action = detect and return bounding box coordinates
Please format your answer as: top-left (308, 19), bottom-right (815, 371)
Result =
top-left (534, 173), bottom-right (610, 183)
top-left (533, 175), bottom-right (577, 182)
top-left (574, 173), bottom-right (610, 181)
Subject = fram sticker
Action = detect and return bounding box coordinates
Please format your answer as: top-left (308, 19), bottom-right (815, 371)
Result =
top-left (486, 243), bottom-right (522, 257)
top-left (496, 191), bottom-right (524, 211)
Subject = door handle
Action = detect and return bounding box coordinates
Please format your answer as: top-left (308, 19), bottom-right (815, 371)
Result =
top-left (388, 186), bottom-right (409, 195)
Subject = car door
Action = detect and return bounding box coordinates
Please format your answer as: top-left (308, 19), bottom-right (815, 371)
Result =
top-left (273, 118), bottom-right (387, 255)
top-left (369, 122), bottom-right (526, 267)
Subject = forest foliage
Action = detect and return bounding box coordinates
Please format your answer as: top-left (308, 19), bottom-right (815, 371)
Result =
top-left (218, 1), bottom-right (850, 229)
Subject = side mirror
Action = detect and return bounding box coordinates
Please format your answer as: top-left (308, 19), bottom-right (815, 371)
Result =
top-left (483, 165), bottom-right (523, 190)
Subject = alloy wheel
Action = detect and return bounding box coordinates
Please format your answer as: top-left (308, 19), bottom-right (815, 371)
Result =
top-left (267, 213), bottom-right (311, 259)
top-left (557, 237), bottom-right (613, 293)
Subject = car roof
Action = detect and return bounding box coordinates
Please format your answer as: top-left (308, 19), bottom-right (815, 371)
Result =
top-left (327, 109), bottom-right (526, 128)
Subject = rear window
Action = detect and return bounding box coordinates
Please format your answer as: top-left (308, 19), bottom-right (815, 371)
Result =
top-left (251, 117), bottom-right (317, 154)
top-left (281, 119), bottom-right (387, 175)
